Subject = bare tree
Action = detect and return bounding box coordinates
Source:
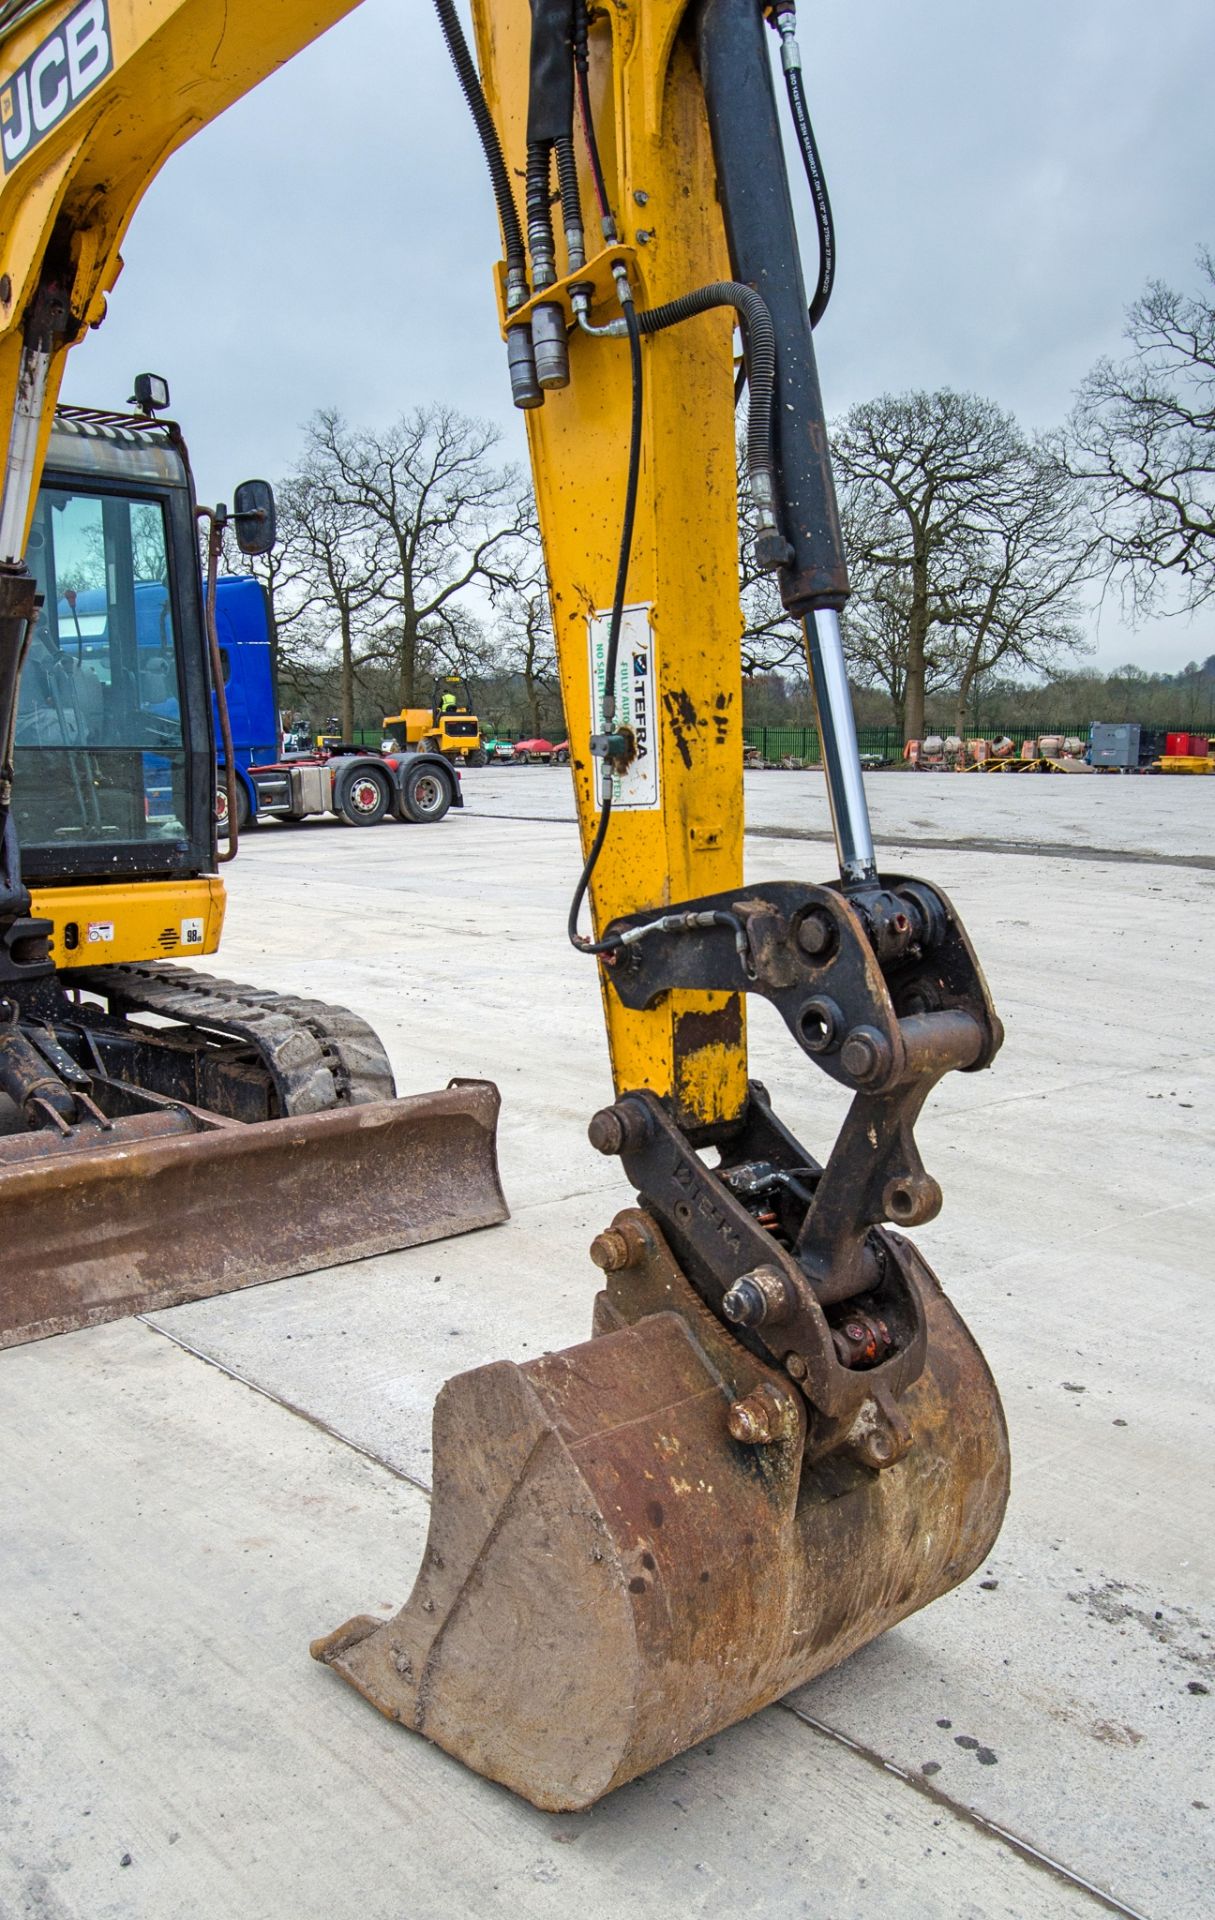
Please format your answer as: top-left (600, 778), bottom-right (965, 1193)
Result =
top-left (832, 391), bottom-right (1025, 741)
top-left (1062, 250), bottom-right (1215, 614)
top-left (493, 586), bottom-right (561, 737)
top-left (278, 468), bottom-right (386, 740)
top-left (832, 391), bottom-right (1092, 740)
top-left (839, 562), bottom-right (959, 739)
top-left (303, 406), bottom-right (535, 709)
top-left (946, 447), bottom-right (1091, 738)
top-left (734, 435), bottom-right (804, 674)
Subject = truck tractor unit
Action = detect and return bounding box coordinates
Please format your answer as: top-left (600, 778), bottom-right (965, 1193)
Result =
top-left (242, 739), bottom-right (461, 828)
top-left (209, 578), bottom-right (463, 831)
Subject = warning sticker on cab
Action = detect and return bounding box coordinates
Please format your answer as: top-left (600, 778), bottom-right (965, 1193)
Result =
top-left (588, 603), bottom-right (659, 811)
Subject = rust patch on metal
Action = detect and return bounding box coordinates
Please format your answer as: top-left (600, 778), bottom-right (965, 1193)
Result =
top-left (0, 1081), bottom-right (507, 1349)
top-left (662, 687), bottom-right (700, 769)
top-left (673, 994), bottom-right (743, 1056)
top-left (315, 1208), bottom-right (1008, 1813)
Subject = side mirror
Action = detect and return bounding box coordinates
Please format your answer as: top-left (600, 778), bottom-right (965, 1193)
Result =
top-left (232, 479), bottom-right (277, 556)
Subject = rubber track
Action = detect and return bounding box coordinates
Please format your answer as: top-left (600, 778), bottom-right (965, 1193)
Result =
top-left (71, 965), bottom-right (396, 1116)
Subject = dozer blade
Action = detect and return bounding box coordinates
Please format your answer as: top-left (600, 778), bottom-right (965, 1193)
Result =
top-left (0, 1080), bottom-right (506, 1349)
top-left (313, 1210), bottom-right (1009, 1812)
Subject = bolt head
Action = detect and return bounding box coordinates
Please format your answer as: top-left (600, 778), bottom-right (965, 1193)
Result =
top-left (785, 1353), bottom-right (808, 1382)
top-left (727, 1399), bottom-right (768, 1444)
top-left (590, 1228), bottom-right (630, 1273)
top-left (840, 1025), bottom-right (892, 1087)
top-left (587, 1108), bottom-right (624, 1155)
top-left (796, 910), bottom-right (834, 958)
top-left (722, 1279), bottom-right (762, 1326)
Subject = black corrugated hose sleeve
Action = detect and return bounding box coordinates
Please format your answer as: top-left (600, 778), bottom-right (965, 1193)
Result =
top-left (636, 282), bottom-right (777, 513)
top-left (526, 142), bottom-right (557, 270)
top-left (432, 0), bottom-right (527, 286)
top-left (554, 135), bottom-right (583, 248)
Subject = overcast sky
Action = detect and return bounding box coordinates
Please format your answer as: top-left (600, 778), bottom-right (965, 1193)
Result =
top-left (60, 0), bottom-right (1215, 675)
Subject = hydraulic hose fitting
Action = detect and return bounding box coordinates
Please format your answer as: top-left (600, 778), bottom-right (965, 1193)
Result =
top-left (532, 304), bottom-right (572, 389)
top-left (505, 267), bottom-right (530, 314)
top-left (555, 134), bottom-right (586, 274)
top-left (526, 143), bottom-right (559, 292)
top-left (771, 0), bottom-right (801, 71)
top-left (507, 326), bottom-right (544, 410)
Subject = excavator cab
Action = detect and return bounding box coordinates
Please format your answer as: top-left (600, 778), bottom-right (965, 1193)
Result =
top-left (0, 402), bottom-right (506, 1346)
top-left (15, 413), bottom-right (213, 891)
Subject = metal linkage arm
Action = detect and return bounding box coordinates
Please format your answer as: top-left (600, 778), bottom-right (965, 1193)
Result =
top-left (585, 872), bottom-right (1002, 1452)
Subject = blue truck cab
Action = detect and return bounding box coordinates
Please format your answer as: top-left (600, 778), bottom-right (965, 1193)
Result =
top-left (212, 574), bottom-right (278, 830)
top-left (213, 578), bottom-right (462, 830)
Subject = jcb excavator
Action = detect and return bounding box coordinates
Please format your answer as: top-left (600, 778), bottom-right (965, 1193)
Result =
top-left (0, 0), bottom-right (1009, 1815)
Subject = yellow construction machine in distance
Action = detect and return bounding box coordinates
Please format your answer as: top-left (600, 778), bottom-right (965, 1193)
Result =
top-left (382, 675), bottom-right (487, 764)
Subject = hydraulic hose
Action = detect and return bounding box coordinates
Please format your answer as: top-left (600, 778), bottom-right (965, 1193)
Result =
top-left (771, 2), bottom-right (836, 329)
top-left (525, 142), bottom-right (558, 287)
top-left (634, 282), bottom-right (781, 555)
top-left (574, 1), bottom-right (615, 238)
top-left (432, 0), bottom-right (529, 304)
top-left (554, 134), bottom-right (586, 270)
top-left (568, 286), bottom-right (643, 955)
top-left (784, 57), bottom-right (835, 326)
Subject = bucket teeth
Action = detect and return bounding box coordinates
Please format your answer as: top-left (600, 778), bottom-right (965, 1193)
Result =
top-left (313, 1219), bottom-right (1009, 1812)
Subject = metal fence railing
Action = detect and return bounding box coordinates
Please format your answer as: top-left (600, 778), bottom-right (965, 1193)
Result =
top-left (740, 722), bottom-right (1105, 764)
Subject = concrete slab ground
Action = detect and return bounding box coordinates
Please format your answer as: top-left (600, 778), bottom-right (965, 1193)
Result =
top-left (2, 767), bottom-right (1211, 1919)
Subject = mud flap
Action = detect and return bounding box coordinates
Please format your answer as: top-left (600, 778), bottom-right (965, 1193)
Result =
top-left (0, 1080), bottom-right (507, 1349)
top-left (313, 1219), bottom-right (1009, 1812)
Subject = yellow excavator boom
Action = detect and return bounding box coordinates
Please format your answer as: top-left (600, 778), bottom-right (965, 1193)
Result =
top-left (1, 0), bottom-right (1009, 1813)
top-left (0, 0), bottom-right (361, 558)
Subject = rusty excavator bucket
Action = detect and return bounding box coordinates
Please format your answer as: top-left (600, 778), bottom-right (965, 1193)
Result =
top-left (315, 1208), bottom-right (1008, 1813)
top-left (314, 877), bottom-right (1011, 1813)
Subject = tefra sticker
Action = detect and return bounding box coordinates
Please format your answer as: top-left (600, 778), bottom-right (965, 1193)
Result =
top-left (587, 604), bottom-right (659, 811)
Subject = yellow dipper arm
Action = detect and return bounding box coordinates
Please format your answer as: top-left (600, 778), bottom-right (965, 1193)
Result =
top-left (471, 0), bottom-right (749, 1126)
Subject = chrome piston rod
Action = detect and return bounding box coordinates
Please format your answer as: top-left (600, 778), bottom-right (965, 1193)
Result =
top-left (804, 608), bottom-right (877, 884)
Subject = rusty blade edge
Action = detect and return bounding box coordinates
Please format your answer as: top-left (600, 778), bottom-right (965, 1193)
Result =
top-left (0, 1079), bottom-right (505, 1194)
top-left (0, 1080), bottom-right (508, 1349)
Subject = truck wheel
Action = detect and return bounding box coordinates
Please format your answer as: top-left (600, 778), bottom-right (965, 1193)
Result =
top-left (216, 778), bottom-right (252, 836)
top-left (466, 747), bottom-right (488, 767)
top-left (399, 764), bottom-right (453, 823)
top-left (337, 765), bottom-right (393, 826)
